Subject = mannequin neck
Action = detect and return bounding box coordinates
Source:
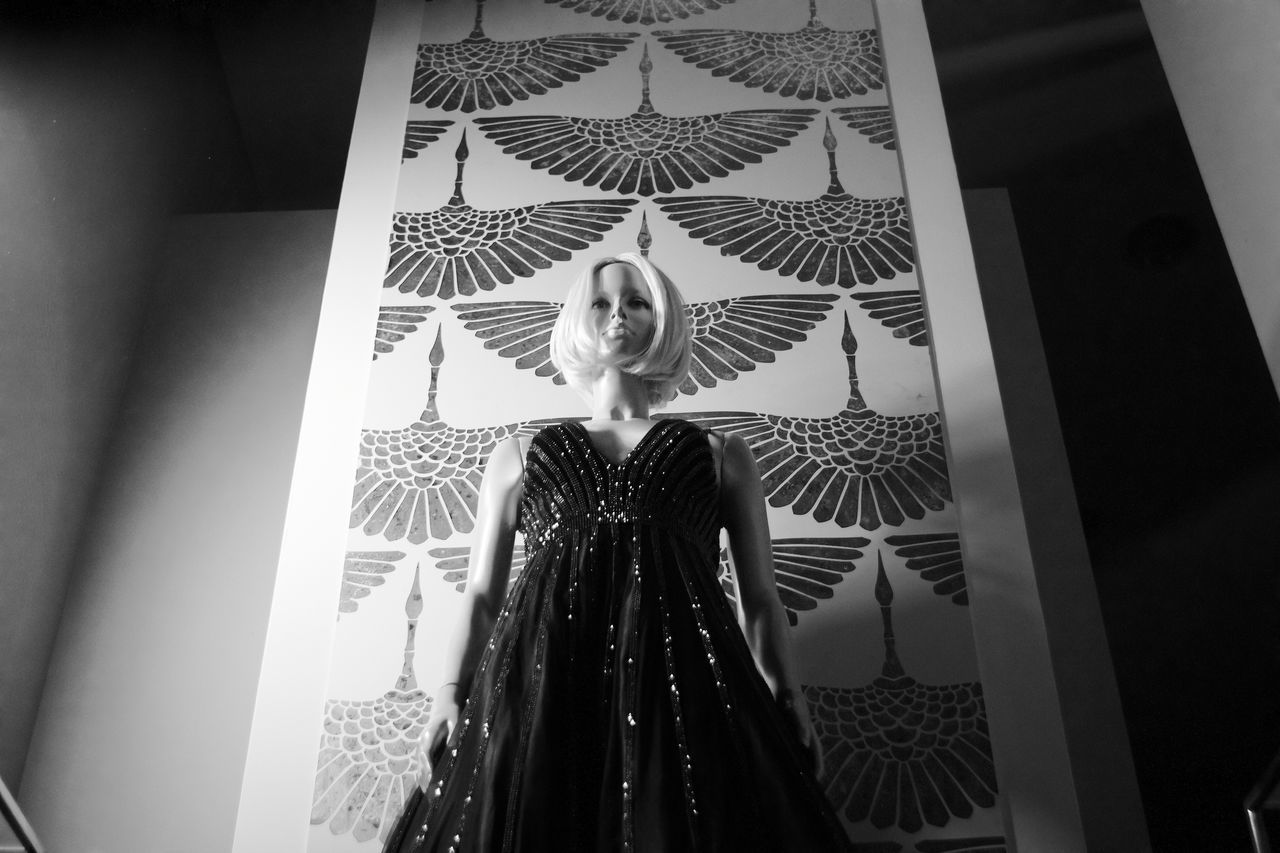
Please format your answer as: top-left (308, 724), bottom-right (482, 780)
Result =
top-left (588, 366), bottom-right (651, 422)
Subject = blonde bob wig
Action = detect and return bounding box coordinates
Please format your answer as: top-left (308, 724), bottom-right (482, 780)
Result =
top-left (549, 253), bottom-right (691, 408)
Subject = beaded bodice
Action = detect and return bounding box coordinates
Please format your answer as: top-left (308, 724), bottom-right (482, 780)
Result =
top-left (519, 419), bottom-right (720, 551)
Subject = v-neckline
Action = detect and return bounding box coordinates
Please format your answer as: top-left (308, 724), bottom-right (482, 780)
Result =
top-left (572, 419), bottom-right (671, 468)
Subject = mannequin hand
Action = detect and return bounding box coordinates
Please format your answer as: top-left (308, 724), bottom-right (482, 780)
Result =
top-left (416, 685), bottom-right (461, 793)
top-left (777, 687), bottom-right (824, 781)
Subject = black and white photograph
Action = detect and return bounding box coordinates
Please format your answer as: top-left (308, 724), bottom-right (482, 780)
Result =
top-left (3, 0), bottom-right (1278, 851)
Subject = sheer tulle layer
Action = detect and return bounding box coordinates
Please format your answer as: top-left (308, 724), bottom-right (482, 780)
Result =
top-left (384, 420), bottom-right (853, 852)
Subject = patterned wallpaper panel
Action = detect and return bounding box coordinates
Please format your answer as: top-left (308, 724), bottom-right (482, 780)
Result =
top-left (308, 1), bottom-right (1006, 849)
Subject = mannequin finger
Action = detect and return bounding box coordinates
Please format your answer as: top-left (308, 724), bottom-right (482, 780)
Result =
top-left (417, 753), bottom-right (433, 792)
top-left (428, 720), bottom-right (452, 769)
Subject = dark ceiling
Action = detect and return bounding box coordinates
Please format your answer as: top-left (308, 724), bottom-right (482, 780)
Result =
top-left (8, 0), bottom-right (1279, 849)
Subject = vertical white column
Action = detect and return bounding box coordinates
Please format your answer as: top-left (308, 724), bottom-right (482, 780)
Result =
top-left (230, 0), bottom-right (422, 849)
top-left (1140, 0), bottom-right (1280, 396)
top-left (879, 3), bottom-right (1148, 851)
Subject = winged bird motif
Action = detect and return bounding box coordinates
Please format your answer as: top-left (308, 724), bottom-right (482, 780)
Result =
top-left (372, 305), bottom-right (434, 361)
top-left (716, 536), bottom-right (868, 625)
top-left (313, 568), bottom-right (432, 842)
top-left (832, 105), bottom-right (896, 150)
top-left (472, 44), bottom-right (818, 197)
top-left (915, 839), bottom-right (1008, 853)
top-left (451, 292), bottom-right (838, 396)
top-left (426, 539), bottom-right (530, 594)
top-left (545, 0), bottom-right (737, 25)
top-left (851, 290), bottom-right (928, 347)
top-left (451, 300), bottom-right (564, 383)
top-left (385, 130), bottom-right (637, 300)
top-left (338, 550), bottom-right (405, 615)
top-left (351, 329), bottom-right (540, 543)
top-left (655, 119), bottom-right (915, 287)
top-left (412, 0), bottom-right (637, 113)
top-left (402, 120), bottom-right (454, 160)
top-left (885, 531), bottom-right (966, 605)
top-left (677, 314), bottom-right (949, 530)
top-left (653, 0), bottom-right (883, 101)
top-left (805, 555), bottom-right (998, 833)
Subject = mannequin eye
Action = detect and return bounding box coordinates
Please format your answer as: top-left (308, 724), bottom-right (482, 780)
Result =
top-left (590, 298), bottom-right (608, 309)
top-left (629, 297), bottom-right (650, 309)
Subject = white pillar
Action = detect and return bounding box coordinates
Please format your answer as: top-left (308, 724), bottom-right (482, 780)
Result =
top-left (882, 4), bottom-right (1149, 849)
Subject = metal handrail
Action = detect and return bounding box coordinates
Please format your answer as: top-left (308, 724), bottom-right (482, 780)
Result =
top-left (0, 775), bottom-right (41, 853)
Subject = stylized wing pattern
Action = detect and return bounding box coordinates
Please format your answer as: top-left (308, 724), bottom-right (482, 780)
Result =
top-left (351, 330), bottom-right (541, 542)
top-left (353, 421), bottom-right (534, 543)
top-left (654, 9), bottom-right (882, 101)
top-left (716, 537), bottom-right (869, 625)
top-left (388, 130), bottom-right (637, 300)
top-left (452, 301), bottom-right (564, 383)
top-left (402, 120), bottom-right (455, 160)
top-left (386, 199), bottom-right (638, 299)
top-left (339, 551), bottom-right (405, 614)
top-left (373, 306), bottom-right (434, 360)
top-left (312, 692), bottom-right (430, 841)
top-left (656, 193), bottom-right (913, 288)
top-left (885, 532), bottom-right (966, 605)
top-left (656, 117), bottom-right (914, 287)
top-left (681, 317), bottom-right (948, 530)
top-left (473, 108), bottom-right (817, 197)
top-left (689, 409), bottom-right (947, 530)
top-left (413, 31), bottom-right (637, 113)
top-left (832, 105), bottom-right (896, 150)
top-left (679, 294), bottom-right (838, 394)
top-left (851, 291), bottom-right (927, 347)
top-left (313, 568), bottom-right (430, 842)
top-left (804, 558), bottom-right (998, 832)
top-left (452, 294), bottom-right (838, 394)
top-left (545, 0), bottom-right (736, 24)
top-left (427, 538), bottom-right (530, 594)
top-left (807, 681), bottom-right (996, 831)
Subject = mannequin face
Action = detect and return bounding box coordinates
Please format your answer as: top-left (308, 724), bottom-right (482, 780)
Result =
top-left (590, 262), bottom-right (655, 363)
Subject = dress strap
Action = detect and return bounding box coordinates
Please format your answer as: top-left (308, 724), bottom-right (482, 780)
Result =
top-left (705, 428), bottom-right (725, 495)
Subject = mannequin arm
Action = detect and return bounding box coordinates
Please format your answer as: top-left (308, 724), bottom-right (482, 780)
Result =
top-left (436, 434), bottom-right (525, 695)
top-left (719, 433), bottom-right (822, 776)
top-left (416, 435), bottom-right (525, 788)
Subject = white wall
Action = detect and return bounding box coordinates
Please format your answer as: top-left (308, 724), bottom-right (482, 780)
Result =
top-left (0, 21), bottom-right (258, 794)
top-left (20, 210), bottom-right (333, 853)
top-left (1139, 0), bottom-right (1280, 397)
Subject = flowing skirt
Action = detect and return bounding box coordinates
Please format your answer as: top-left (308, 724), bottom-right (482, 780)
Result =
top-left (383, 521), bottom-right (852, 852)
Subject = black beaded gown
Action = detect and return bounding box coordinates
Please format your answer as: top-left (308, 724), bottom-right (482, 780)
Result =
top-left (383, 418), bottom-right (854, 852)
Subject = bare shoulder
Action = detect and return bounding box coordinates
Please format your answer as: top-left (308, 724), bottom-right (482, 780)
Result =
top-left (719, 432), bottom-right (758, 477)
top-left (483, 435), bottom-right (527, 495)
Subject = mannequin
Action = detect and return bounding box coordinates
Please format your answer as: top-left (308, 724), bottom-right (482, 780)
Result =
top-left (383, 253), bottom-right (852, 852)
